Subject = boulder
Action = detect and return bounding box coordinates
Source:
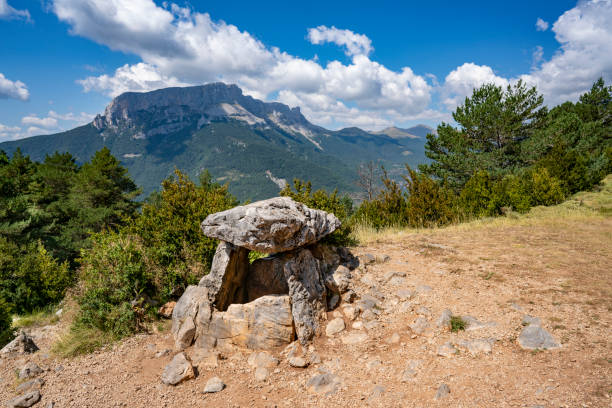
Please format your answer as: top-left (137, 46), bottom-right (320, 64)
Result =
top-left (201, 295), bottom-right (294, 350)
top-left (198, 241), bottom-right (249, 311)
top-left (200, 197), bottom-right (340, 253)
top-left (161, 352), bottom-right (195, 385)
top-left (171, 285), bottom-right (210, 350)
top-left (324, 265), bottom-right (352, 294)
top-left (1, 332), bottom-right (39, 355)
top-left (6, 391), bottom-right (40, 408)
top-left (518, 325), bottom-right (561, 350)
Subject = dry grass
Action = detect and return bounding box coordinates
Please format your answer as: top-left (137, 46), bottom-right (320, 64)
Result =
top-left (352, 174), bottom-right (612, 245)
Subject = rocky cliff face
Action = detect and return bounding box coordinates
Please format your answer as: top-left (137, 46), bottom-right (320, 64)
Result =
top-left (93, 83), bottom-right (323, 143)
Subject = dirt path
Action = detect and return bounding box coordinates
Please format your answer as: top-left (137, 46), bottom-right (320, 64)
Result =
top-left (2, 216), bottom-right (611, 407)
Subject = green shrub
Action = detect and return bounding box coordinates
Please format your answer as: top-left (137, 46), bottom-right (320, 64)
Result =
top-left (450, 315), bottom-right (466, 332)
top-left (352, 168), bottom-right (408, 229)
top-left (459, 170), bottom-right (495, 217)
top-left (281, 179), bottom-right (355, 246)
top-left (76, 232), bottom-right (151, 337)
top-left (524, 167), bottom-right (565, 207)
top-left (0, 238), bottom-right (72, 314)
top-left (403, 166), bottom-right (457, 227)
top-left (0, 297), bottom-right (13, 347)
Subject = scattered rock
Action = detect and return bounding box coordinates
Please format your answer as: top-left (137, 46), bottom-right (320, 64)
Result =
top-left (376, 254), bottom-right (391, 263)
top-left (254, 367), bottom-right (269, 381)
top-left (161, 352), bottom-right (195, 385)
top-left (247, 352), bottom-right (279, 369)
top-left (16, 378), bottom-right (45, 393)
top-left (351, 321), bottom-right (363, 330)
top-left (400, 368), bottom-right (417, 382)
top-left (518, 325), bottom-right (561, 350)
top-left (288, 356), bottom-right (309, 368)
top-left (437, 342), bottom-right (458, 357)
top-left (415, 306), bottom-right (431, 316)
top-left (458, 338), bottom-right (494, 356)
top-left (325, 318), bottom-right (346, 336)
top-left (522, 315), bottom-right (542, 327)
top-left (306, 372), bottom-right (341, 396)
top-left (341, 332), bottom-right (368, 345)
top-left (435, 383), bottom-right (450, 399)
top-left (360, 254), bottom-right (376, 265)
top-left (462, 315), bottom-right (497, 331)
top-left (0, 332), bottom-right (39, 355)
top-left (383, 270), bottom-right (406, 283)
top-left (6, 390), bottom-right (41, 408)
top-left (510, 303), bottom-right (523, 311)
top-left (200, 197), bottom-right (341, 253)
top-left (409, 316), bottom-right (429, 335)
top-left (18, 362), bottom-right (43, 379)
top-left (436, 309), bottom-right (452, 328)
top-left (396, 289), bottom-right (413, 300)
top-left (190, 350), bottom-right (219, 369)
top-left (203, 376), bottom-right (225, 393)
top-left (325, 265), bottom-right (352, 294)
top-left (385, 333), bottom-right (401, 344)
top-left (368, 385), bottom-right (385, 401)
top-left (399, 302), bottom-right (413, 313)
top-left (158, 301), bottom-right (176, 318)
top-left (155, 349), bottom-right (171, 358)
top-left (341, 289), bottom-right (357, 303)
top-left (415, 285), bottom-right (432, 293)
top-left (341, 305), bottom-right (357, 321)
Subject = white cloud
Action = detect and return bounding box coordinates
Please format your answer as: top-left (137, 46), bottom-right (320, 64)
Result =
top-left (441, 63), bottom-right (509, 110)
top-left (0, 72), bottom-right (29, 101)
top-left (536, 17), bottom-right (549, 31)
top-left (21, 115), bottom-right (59, 129)
top-left (307, 25), bottom-right (373, 56)
top-left (0, 0), bottom-right (30, 21)
top-left (0, 123), bottom-right (22, 141)
top-left (48, 110), bottom-right (96, 126)
top-left (521, 0), bottom-right (612, 105)
top-left (52, 0), bottom-right (435, 129)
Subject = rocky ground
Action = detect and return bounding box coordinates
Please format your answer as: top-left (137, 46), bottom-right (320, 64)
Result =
top-left (1, 214), bottom-right (611, 407)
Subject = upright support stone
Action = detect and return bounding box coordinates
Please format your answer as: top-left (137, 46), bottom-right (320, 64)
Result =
top-left (199, 241), bottom-right (249, 311)
top-left (282, 248), bottom-right (327, 343)
top-left (171, 285), bottom-right (209, 350)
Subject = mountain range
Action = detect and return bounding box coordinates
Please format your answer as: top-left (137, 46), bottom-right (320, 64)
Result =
top-left (0, 83), bottom-right (434, 200)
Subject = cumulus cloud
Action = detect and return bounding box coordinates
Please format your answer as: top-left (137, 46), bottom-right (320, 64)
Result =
top-left (521, 0), bottom-right (612, 105)
top-left (0, 73), bottom-right (29, 101)
top-left (52, 0), bottom-right (434, 129)
top-left (0, 110), bottom-right (98, 142)
top-left (0, 0), bottom-right (30, 21)
top-left (21, 115), bottom-right (59, 129)
top-left (441, 63), bottom-right (509, 110)
top-left (536, 17), bottom-right (549, 31)
top-left (307, 25), bottom-right (373, 56)
top-left (0, 123), bottom-right (22, 141)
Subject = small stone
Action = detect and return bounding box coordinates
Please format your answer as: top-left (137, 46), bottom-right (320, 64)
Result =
top-left (400, 369), bottom-right (416, 382)
top-left (55, 308), bottom-right (63, 317)
top-left (385, 333), bottom-right (401, 344)
top-left (415, 285), bottom-right (432, 293)
top-left (341, 289), bottom-right (357, 303)
top-left (307, 373), bottom-right (341, 396)
top-left (247, 352), bottom-right (279, 369)
top-left (510, 303), bottom-right (523, 311)
top-left (522, 315), bottom-right (542, 327)
top-left (459, 338), bottom-right (494, 356)
top-left (203, 377), bottom-right (225, 393)
top-left (325, 265), bottom-right (352, 294)
top-left (19, 363), bottom-right (43, 379)
top-left (46, 403), bottom-right (54, 408)
top-left (437, 342), bottom-right (458, 357)
top-left (416, 306), bottom-right (431, 316)
top-left (376, 254), bottom-right (391, 263)
top-left (396, 289), bottom-right (413, 300)
top-left (361, 309), bottom-right (376, 322)
top-left (288, 356), bottom-right (309, 368)
top-left (366, 358), bottom-right (382, 371)
top-left (360, 274), bottom-right (376, 287)
top-left (435, 383), bottom-right (450, 399)
top-left (6, 390), bottom-right (41, 408)
top-left (436, 309), bottom-right (452, 328)
top-left (364, 321), bottom-right (379, 330)
top-left (360, 254), bottom-right (376, 264)
top-left (383, 271), bottom-right (406, 283)
top-left (399, 302), bottom-right (413, 313)
top-left (325, 318), bottom-right (346, 336)
top-left (351, 321), bottom-right (363, 330)
top-left (518, 325), bottom-right (561, 350)
top-left (409, 316), bottom-right (429, 335)
top-left (190, 350), bottom-right (219, 369)
top-left (161, 352), bottom-right (195, 385)
top-left (16, 378), bottom-right (45, 393)
top-left (254, 367), bottom-right (269, 382)
top-left (368, 385), bottom-right (385, 401)
top-left (341, 332), bottom-right (368, 345)
top-left (341, 305), bottom-right (357, 321)
top-left (462, 315), bottom-right (497, 331)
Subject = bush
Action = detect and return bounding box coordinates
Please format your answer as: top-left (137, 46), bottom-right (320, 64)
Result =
top-left (459, 170), bottom-right (495, 217)
top-left (352, 168), bottom-right (408, 229)
top-left (524, 167), bottom-right (565, 207)
top-left (403, 166), bottom-right (457, 228)
top-left (76, 232), bottom-right (151, 337)
top-left (0, 238), bottom-right (72, 315)
top-left (0, 297), bottom-right (13, 347)
top-left (281, 179), bottom-right (355, 246)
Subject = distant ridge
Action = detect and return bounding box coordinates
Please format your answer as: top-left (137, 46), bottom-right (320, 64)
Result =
top-left (0, 83), bottom-right (430, 200)
top-left (373, 124), bottom-right (436, 140)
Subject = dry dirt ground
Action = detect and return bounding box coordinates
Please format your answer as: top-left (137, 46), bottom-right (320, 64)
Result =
top-left (1, 214), bottom-right (611, 407)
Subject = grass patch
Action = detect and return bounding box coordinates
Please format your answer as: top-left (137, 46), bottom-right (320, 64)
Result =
top-left (450, 316), bottom-right (466, 332)
top-left (13, 306), bottom-right (60, 329)
top-left (51, 324), bottom-right (116, 358)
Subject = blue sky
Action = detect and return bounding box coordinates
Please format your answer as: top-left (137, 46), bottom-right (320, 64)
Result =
top-left (1, 0), bottom-right (611, 141)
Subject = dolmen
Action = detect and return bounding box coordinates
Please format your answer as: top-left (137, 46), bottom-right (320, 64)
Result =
top-left (171, 197), bottom-right (358, 351)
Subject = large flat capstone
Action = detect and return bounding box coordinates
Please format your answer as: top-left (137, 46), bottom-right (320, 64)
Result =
top-left (200, 197), bottom-right (341, 253)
